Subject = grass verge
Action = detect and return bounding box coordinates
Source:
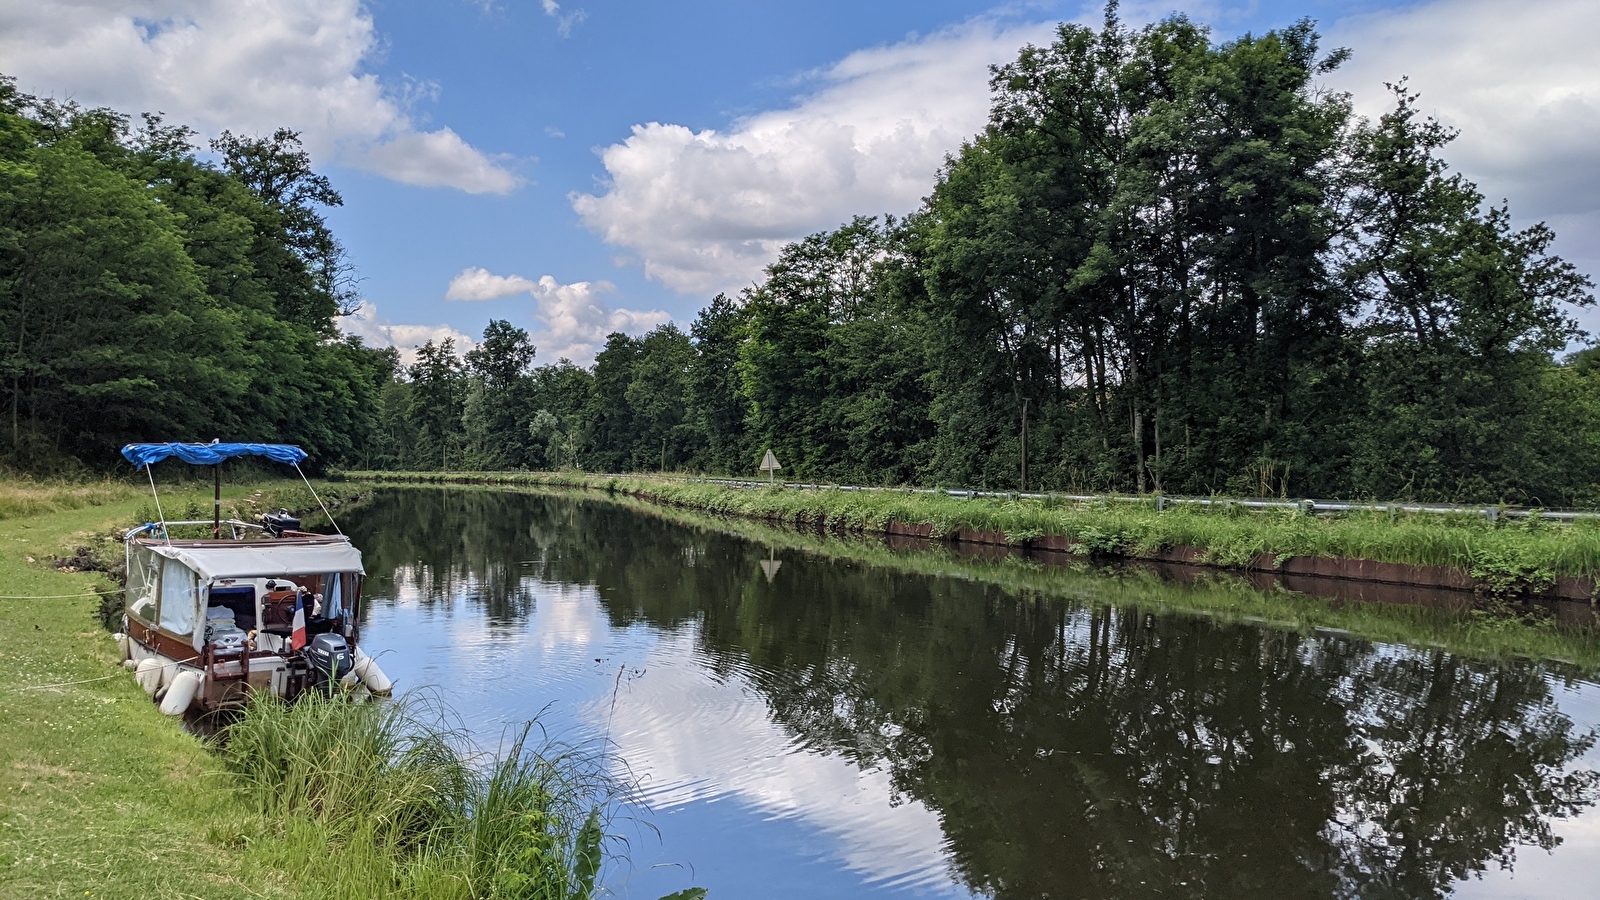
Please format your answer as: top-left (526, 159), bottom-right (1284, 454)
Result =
top-left (602, 488), bottom-right (1600, 674)
top-left (0, 477), bottom-right (358, 899)
top-left (345, 476), bottom-right (1600, 673)
top-left (0, 475), bottom-right (701, 900)
top-left (345, 471), bottom-right (1600, 590)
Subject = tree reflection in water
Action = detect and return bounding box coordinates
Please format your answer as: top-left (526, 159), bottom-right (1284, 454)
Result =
top-left (348, 488), bottom-right (1600, 900)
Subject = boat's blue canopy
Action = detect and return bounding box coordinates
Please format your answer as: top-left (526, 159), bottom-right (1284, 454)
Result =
top-left (121, 442), bottom-right (308, 469)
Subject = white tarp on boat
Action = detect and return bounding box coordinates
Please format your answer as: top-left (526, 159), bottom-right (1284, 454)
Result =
top-left (145, 539), bottom-right (364, 582)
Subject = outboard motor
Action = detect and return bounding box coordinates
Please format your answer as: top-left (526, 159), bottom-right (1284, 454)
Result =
top-left (303, 632), bottom-right (353, 690)
top-left (261, 511), bottom-right (300, 537)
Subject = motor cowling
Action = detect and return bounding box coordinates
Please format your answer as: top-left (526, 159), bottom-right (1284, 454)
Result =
top-left (303, 632), bottom-right (353, 686)
top-left (261, 512), bottom-right (300, 537)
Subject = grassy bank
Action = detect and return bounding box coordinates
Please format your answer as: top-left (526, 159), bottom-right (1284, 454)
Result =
top-left (0, 475), bottom-right (697, 900)
top-left (221, 692), bottom-right (682, 900)
top-left (590, 487), bottom-right (1600, 673)
top-left (0, 477), bottom-right (361, 899)
top-left (350, 477), bottom-right (1600, 673)
top-left (346, 471), bottom-right (1600, 590)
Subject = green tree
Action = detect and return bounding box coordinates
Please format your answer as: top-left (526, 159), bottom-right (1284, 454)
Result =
top-left (463, 319), bottom-right (537, 468)
top-left (406, 339), bottom-right (467, 469)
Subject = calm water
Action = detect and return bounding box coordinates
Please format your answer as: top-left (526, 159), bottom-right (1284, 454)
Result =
top-left (342, 487), bottom-right (1600, 900)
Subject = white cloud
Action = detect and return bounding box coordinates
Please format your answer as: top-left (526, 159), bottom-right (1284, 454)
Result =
top-left (445, 266), bottom-right (541, 301)
top-left (571, 18), bottom-right (1055, 296)
top-left (597, 628), bottom-right (960, 892)
top-left (574, 2), bottom-right (1599, 298)
top-left (540, 0), bottom-right (586, 38)
top-left (1325, 0), bottom-right (1600, 280)
top-left (443, 268), bottom-right (672, 364)
top-left (0, 0), bottom-right (522, 195)
top-left (339, 301), bottom-right (475, 367)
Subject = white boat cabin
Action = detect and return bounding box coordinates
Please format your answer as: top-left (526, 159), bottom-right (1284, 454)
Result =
top-left (121, 520), bottom-right (391, 714)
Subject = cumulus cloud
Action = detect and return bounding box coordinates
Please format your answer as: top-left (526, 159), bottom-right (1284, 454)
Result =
top-left (540, 0), bottom-right (586, 38)
top-left (339, 302), bottom-right (476, 367)
top-left (0, 0), bottom-right (522, 195)
top-left (571, 18), bottom-right (1055, 295)
top-left (443, 268), bottom-right (671, 364)
top-left (444, 267), bottom-right (541, 301)
top-left (1325, 0), bottom-right (1600, 277)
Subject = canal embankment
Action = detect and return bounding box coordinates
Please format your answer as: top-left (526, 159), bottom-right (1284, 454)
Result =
top-left (345, 471), bottom-right (1600, 602)
top-left (0, 478), bottom-right (363, 899)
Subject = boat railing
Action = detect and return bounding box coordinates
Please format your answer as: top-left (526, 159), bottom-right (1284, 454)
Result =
top-left (126, 519), bottom-right (270, 542)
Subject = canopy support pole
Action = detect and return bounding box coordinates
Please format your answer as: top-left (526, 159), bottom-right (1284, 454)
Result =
top-left (213, 464), bottom-right (221, 539)
top-left (294, 463), bottom-right (343, 536)
top-left (144, 464), bottom-right (171, 545)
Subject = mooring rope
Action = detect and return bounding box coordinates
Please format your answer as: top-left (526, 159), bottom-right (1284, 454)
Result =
top-left (10, 672), bottom-right (122, 691)
top-left (294, 463), bottom-right (343, 535)
top-left (0, 586), bottom-right (122, 600)
top-left (7, 652), bottom-right (200, 693)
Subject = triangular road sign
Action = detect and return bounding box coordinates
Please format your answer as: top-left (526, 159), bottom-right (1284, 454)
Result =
top-left (759, 449), bottom-right (781, 472)
top-left (760, 558), bottom-right (782, 583)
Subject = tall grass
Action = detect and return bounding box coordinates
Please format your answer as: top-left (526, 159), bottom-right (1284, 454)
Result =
top-left (0, 477), bottom-right (138, 520)
top-left (220, 692), bottom-right (679, 900)
top-left (347, 471), bottom-right (1600, 581)
top-left (605, 490), bottom-right (1600, 672)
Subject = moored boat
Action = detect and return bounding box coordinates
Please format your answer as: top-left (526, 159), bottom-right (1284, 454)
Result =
top-left (115, 442), bottom-right (391, 715)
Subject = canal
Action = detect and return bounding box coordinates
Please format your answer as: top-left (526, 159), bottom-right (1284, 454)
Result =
top-left (342, 486), bottom-right (1600, 900)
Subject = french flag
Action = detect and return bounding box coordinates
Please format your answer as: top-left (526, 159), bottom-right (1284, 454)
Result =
top-left (290, 593), bottom-right (307, 651)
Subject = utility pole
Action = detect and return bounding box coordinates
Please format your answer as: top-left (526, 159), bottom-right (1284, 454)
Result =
top-left (1021, 398), bottom-right (1029, 492)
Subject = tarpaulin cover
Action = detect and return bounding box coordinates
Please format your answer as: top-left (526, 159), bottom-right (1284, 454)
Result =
top-left (143, 538), bottom-right (365, 581)
top-left (121, 442), bottom-right (308, 469)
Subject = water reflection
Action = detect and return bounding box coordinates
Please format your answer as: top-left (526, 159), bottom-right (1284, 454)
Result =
top-left (346, 487), bottom-right (1600, 899)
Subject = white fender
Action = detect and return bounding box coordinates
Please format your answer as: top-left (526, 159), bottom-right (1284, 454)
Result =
top-left (352, 647), bottom-right (393, 695)
top-left (113, 633), bottom-right (129, 660)
top-left (122, 659), bottom-right (137, 670)
top-left (134, 658), bottom-right (162, 696)
top-left (159, 670), bottom-right (202, 716)
top-left (159, 659), bottom-right (183, 689)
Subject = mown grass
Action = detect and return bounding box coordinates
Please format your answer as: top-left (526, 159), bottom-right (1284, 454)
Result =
top-left (0, 474), bottom-right (699, 900)
top-left (348, 471), bottom-right (1600, 586)
top-left (0, 479), bottom-right (317, 900)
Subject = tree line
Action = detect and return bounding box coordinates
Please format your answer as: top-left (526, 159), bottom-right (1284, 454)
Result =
top-left (370, 10), bottom-right (1600, 504)
top-left (5, 7), bottom-right (1598, 502)
top-left (0, 77), bottom-right (395, 472)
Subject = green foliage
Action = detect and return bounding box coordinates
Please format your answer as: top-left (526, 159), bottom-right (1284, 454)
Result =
top-left (354, 471), bottom-right (1600, 586)
top-left (222, 691), bottom-right (675, 899)
top-left (6, 4), bottom-right (1598, 503)
top-left (346, 9), bottom-right (1595, 508)
top-left (0, 79), bottom-right (391, 471)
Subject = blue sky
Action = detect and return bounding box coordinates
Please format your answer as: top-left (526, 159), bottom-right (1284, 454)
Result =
top-left (5, 0), bottom-right (1597, 361)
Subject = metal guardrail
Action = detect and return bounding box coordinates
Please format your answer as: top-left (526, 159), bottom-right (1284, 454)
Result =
top-left (688, 478), bottom-right (1600, 522)
top-left (350, 471), bottom-right (1600, 522)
